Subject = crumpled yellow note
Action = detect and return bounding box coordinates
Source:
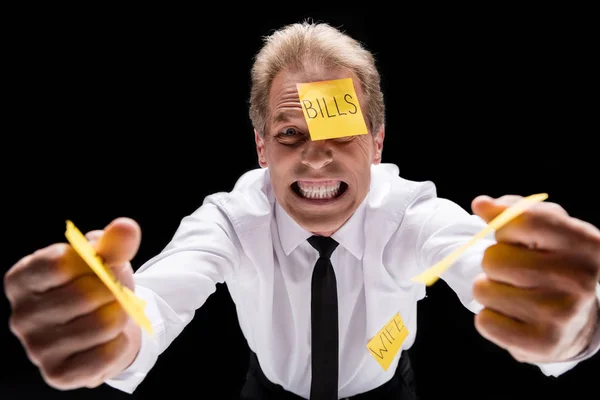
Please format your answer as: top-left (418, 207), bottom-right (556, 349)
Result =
top-left (65, 220), bottom-right (153, 335)
top-left (411, 193), bottom-right (549, 286)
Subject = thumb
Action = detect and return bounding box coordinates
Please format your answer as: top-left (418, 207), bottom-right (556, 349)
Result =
top-left (95, 217), bottom-right (142, 266)
top-left (85, 218), bottom-right (141, 291)
top-left (471, 195), bottom-right (524, 223)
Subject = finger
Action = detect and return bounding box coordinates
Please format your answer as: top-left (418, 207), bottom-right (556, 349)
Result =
top-left (84, 230), bottom-right (103, 243)
top-left (95, 218), bottom-right (141, 267)
top-left (475, 308), bottom-right (545, 354)
top-left (93, 218), bottom-right (140, 291)
top-left (4, 244), bottom-right (93, 303)
top-left (471, 195), bottom-right (590, 253)
top-left (10, 275), bottom-right (115, 335)
top-left (472, 274), bottom-right (576, 324)
top-left (482, 243), bottom-right (598, 292)
top-left (472, 195), bottom-right (569, 221)
top-left (42, 332), bottom-right (129, 390)
top-left (25, 301), bottom-right (128, 367)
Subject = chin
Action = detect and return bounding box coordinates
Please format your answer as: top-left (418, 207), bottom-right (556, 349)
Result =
top-left (296, 216), bottom-right (345, 236)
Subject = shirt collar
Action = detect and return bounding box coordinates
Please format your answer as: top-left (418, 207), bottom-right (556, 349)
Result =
top-left (275, 202), bottom-right (312, 256)
top-left (275, 196), bottom-right (367, 261)
top-left (331, 197), bottom-right (366, 260)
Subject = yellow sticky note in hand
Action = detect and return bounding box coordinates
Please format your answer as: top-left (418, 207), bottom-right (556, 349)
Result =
top-left (296, 78), bottom-right (368, 141)
top-left (367, 312), bottom-right (409, 371)
top-left (411, 193), bottom-right (549, 286)
top-left (65, 220), bottom-right (153, 335)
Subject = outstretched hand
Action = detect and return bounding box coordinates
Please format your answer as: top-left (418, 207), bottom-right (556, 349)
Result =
top-left (4, 217), bottom-right (143, 389)
top-left (471, 195), bottom-right (600, 364)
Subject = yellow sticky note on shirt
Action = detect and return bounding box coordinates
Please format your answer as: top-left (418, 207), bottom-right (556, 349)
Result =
top-left (411, 193), bottom-right (549, 286)
top-left (65, 220), bottom-right (153, 336)
top-left (367, 312), bottom-right (409, 371)
top-left (296, 78), bottom-right (368, 141)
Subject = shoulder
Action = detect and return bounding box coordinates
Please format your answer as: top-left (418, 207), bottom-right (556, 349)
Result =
top-left (367, 163), bottom-right (438, 222)
top-left (368, 163), bottom-right (479, 226)
top-left (189, 167), bottom-right (275, 233)
top-left (159, 168), bottom-right (273, 254)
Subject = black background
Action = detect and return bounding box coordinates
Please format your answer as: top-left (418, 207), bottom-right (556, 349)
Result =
top-left (1, 4), bottom-right (597, 400)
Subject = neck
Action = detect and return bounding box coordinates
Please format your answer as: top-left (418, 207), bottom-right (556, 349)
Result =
top-left (311, 230), bottom-right (335, 237)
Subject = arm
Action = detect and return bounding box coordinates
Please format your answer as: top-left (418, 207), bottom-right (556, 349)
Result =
top-left (105, 203), bottom-right (240, 393)
top-left (407, 191), bottom-right (600, 377)
top-left (407, 192), bottom-right (492, 314)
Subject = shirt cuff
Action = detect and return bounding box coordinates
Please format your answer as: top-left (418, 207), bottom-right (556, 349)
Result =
top-left (104, 285), bottom-right (164, 394)
top-left (104, 324), bottom-right (161, 394)
top-left (535, 283), bottom-right (600, 377)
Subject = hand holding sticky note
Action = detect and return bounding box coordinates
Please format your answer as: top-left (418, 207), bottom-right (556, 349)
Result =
top-left (65, 220), bottom-right (153, 335)
top-left (296, 78), bottom-right (368, 141)
top-left (412, 193), bottom-right (549, 286)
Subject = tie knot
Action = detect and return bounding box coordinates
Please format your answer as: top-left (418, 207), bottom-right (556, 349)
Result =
top-left (308, 235), bottom-right (339, 259)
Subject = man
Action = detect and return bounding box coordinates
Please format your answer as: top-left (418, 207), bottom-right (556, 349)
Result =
top-left (4, 21), bottom-right (600, 399)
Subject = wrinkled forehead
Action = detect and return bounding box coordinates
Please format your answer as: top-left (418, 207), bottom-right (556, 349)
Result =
top-left (270, 66), bottom-right (364, 104)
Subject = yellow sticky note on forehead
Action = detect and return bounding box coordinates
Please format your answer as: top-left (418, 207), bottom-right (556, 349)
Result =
top-left (296, 78), bottom-right (368, 141)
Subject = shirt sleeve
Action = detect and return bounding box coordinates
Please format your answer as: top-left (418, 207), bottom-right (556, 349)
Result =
top-left (407, 190), bottom-right (600, 377)
top-left (406, 190), bottom-right (492, 314)
top-left (104, 202), bottom-right (240, 393)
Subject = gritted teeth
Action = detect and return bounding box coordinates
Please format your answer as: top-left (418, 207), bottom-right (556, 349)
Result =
top-left (296, 180), bottom-right (342, 199)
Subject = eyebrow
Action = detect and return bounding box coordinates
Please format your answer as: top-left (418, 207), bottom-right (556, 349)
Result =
top-left (272, 109), bottom-right (304, 124)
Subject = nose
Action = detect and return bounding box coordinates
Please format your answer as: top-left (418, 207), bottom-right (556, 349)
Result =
top-left (301, 139), bottom-right (333, 170)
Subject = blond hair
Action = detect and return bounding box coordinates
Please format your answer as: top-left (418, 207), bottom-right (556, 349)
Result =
top-left (249, 20), bottom-right (385, 137)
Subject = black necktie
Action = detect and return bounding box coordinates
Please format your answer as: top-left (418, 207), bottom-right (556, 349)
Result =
top-left (308, 235), bottom-right (340, 400)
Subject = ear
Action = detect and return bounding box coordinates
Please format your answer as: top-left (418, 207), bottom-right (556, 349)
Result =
top-left (372, 126), bottom-right (385, 164)
top-left (254, 129), bottom-right (268, 168)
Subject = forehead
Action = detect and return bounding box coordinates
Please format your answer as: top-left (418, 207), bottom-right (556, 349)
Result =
top-left (268, 67), bottom-right (365, 112)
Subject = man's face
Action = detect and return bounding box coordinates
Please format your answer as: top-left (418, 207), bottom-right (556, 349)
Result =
top-left (255, 67), bottom-right (384, 236)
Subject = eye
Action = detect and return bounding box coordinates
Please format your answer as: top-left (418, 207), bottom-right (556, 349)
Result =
top-left (275, 126), bottom-right (307, 145)
top-left (281, 127), bottom-right (298, 136)
top-left (331, 135), bottom-right (356, 143)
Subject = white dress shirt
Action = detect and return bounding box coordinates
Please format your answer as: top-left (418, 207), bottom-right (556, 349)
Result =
top-left (105, 163), bottom-right (600, 398)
